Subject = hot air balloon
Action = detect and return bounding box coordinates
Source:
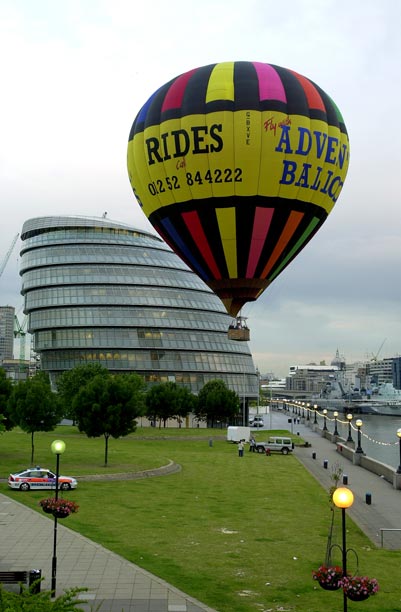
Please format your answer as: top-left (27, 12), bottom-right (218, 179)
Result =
top-left (127, 61), bottom-right (350, 339)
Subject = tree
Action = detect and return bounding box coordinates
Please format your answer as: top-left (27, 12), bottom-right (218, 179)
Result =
top-left (145, 382), bottom-right (198, 427)
top-left (7, 372), bottom-right (63, 464)
top-left (56, 363), bottom-right (109, 422)
top-left (0, 368), bottom-right (14, 431)
top-left (73, 373), bottom-right (145, 466)
top-left (195, 379), bottom-right (240, 427)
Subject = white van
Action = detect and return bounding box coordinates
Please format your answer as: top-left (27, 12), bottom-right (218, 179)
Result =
top-left (227, 426), bottom-right (251, 443)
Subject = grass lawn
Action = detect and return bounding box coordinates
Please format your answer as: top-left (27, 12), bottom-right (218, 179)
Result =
top-left (1, 426), bottom-right (400, 611)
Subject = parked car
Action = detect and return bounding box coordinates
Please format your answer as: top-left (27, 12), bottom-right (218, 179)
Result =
top-left (255, 436), bottom-right (294, 455)
top-left (249, 416), bottom-right (265, 428)
top-left (8, 467), bottom-right (78, 491)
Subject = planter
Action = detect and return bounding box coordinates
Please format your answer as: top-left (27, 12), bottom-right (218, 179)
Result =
top-left (341, 576), bottom-right (379, 601)
top-left (313, 565), bottom-right (343, 591)
top-left (319, 581), bottom-right (341, 591)
top-left (42, 507), bottom-right (54, 514)
top-left (346, 591), bottom-right (370, 602)
top-left (53, 510), bottom-right (70, 519)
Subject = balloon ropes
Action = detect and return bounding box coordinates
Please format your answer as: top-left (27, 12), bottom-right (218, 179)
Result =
top-left (127, 62), bottom-right (350, 339)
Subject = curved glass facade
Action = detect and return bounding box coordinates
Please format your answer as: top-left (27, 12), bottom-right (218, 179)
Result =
top-left (20, 216), bottom-right (258, 399)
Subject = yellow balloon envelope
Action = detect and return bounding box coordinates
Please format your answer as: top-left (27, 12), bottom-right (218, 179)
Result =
top-left (127, 61), bottom-right (350, 317)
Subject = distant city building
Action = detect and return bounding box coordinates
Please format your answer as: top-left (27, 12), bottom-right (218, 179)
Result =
top-left (286, 364), bottom-right (340, 395)
top-left (283, 353), bottom-right (399, 400)
top-left (367, 358), bottom-right (394, 386)
top-left (1, 358), bottom-right (29, 381)
top-left (0, 306), bottom-right (14, 362)
top-left (19, 216), bottom-right (258, 404)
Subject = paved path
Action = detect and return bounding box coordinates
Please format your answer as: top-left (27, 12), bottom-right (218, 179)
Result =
top-left (273, 411), bottom-right (401, 550)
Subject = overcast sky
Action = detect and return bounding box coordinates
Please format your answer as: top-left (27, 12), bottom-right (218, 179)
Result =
top-left (1, 0), bottom-right (400, 377)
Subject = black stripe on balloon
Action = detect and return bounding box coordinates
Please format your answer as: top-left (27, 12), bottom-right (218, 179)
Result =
top-left (143, 80), bottom-right (174, 130)
top-left (181, 64), bottom-right (216, 116)
top-left (233, 62), bottom-right (261, 111)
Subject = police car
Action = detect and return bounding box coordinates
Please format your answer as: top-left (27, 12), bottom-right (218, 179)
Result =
top-left (8, 467), bottom-right (78, 491)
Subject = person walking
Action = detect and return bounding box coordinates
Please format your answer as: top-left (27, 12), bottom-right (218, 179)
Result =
top-left (249, 435), bottom-right (256, 452)
top-left (238, 440), bottom-right (244, 457)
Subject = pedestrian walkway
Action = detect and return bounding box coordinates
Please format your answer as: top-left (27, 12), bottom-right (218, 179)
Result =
top-left (0, 493), bottom-right (217, 612)
top-left (272, 410), bottom-right (401, 550)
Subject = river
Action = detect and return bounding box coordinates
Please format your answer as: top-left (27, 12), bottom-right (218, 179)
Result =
top-left (323, 413), bottom-right (401, 469)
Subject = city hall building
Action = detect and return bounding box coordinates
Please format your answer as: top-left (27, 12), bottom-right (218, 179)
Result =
top-left (19, 216), bottom-right (257, 405)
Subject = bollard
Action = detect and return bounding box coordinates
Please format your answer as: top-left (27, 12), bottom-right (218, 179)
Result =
top-left (29, 569), bottom-right (41, 594)
top-left (323, 459), bottom-right (328, 469)
top-left (343, 474), bottom-right (348, 485)
top-left (366, 492), bottom-right (372, 505)
top-left (312, 452), bottom-right (316, 460)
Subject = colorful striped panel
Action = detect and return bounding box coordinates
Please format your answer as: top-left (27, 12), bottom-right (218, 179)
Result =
top-left (246, 207), bottom-right (274, 278)
top-left (159, 217), bottom-right (209, 281)
top-left (291, 70), bottom-right (326, 112)
top-left (161, 69), bottom-right (198, 112)
top-left (216, 208), bottom-right (237, 278)
top-left (261, 210), bottom-right (304, 279)
top-left (253, 62), bottom-right (287, 103)
top-left (181, 211), bottom-right (221, 279)
top-left (269, 216), bottom-right (321, 281)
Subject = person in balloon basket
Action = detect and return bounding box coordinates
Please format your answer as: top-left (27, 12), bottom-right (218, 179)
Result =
top-left (238, 440), bottom-right (244, 457)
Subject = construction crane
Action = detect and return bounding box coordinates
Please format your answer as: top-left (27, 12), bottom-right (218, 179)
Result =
top-left (371, 338), bottom-right (387, 362)
top-left (14, 314), bottom-right (28, 362)
top-left (0, 233), bottom-right (19, 278)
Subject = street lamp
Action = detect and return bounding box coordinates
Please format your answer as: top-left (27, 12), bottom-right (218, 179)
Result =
top-left (332, 487), bottom-right (354, 612)
top-left (333, 411), bottom-right (339, 436)
top-left (323, 409), bottom-right (328, 431)
top-left (396, 429), bottom-right (401, 474)
top-left (306, 402), bottom-right (310, 421)
top-left (314, 404), bottom-right (318, 424)
top-left (355, 419), bottom-right (364, 454)
top-left (346, 413), bottom-right (353, 443)
top-left (51, 439), bottom-right (66, 597)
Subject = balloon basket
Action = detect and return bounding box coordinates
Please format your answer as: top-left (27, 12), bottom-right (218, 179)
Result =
top-left (228, 318), bottom-right (250, 341)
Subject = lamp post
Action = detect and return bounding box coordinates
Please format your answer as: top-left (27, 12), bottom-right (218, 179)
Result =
top-left (313, 404), bottom-right (318, 424)
top-left (355, 419), bottom-right (364, 454)
top-left (396, 429), bottom-right (401, 474)
top-left (51, 439), bottom-right (66, 597)
top-left (346, 413), bottom-right (353, 443)
top-left (323, 409), bottom-right (328, 431)
top-left (333, 411), bottom-right (339, 436)
top-left (306, 402), bottom-right (310, 421)
top-left (332, 487), bottom-right (354, 612)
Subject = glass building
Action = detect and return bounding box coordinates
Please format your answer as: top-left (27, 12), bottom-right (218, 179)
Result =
top-left (20, 216), bottom-right (257, 403)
